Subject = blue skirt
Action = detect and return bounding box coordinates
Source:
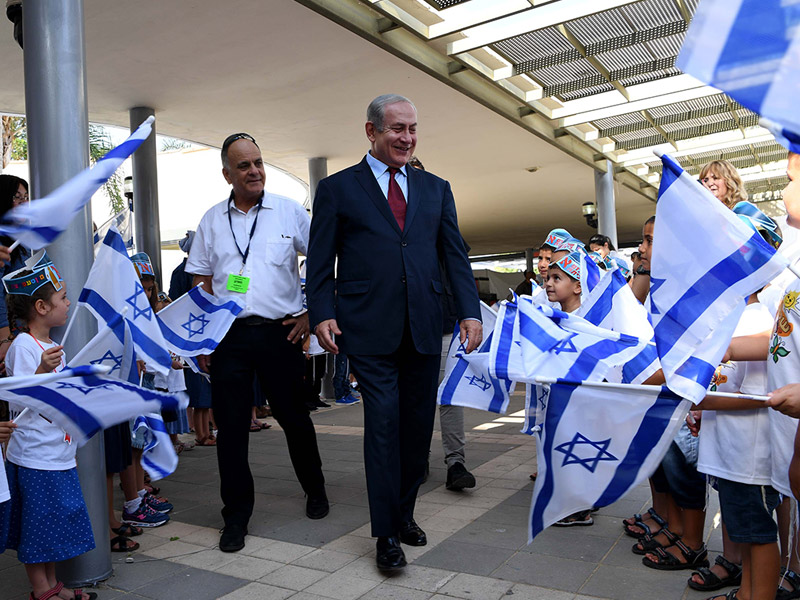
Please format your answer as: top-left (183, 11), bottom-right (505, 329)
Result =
top-left (6, 462), bottom-right (95, 563)
top-left (184, 370), bottom-right (212, 409)
top-left (165, 405), bottom-right (190, 435)
top-left (0, 499), bottom-right (9, 553)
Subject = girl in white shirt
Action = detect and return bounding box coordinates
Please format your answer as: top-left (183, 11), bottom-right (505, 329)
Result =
top-left (2, 252), bottom-right (95, 600)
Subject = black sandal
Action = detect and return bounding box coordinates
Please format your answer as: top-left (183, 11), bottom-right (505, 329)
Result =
top-left (704, 589), bottom-right (739, 600)
top-left (688, 555), bottom-right (742, 591)
top-left (110, 535), bottom-right (140, 553)
top-left (777, 566), bottom-right (800, 600)
top-left (632, 527), bottom-right (680, 555)
top-left (642, 540), bottom-right (709, 571)
top-left (624, 507), bottom-right (668, 538)
top-left (111, 523), bottom-right (143, 537)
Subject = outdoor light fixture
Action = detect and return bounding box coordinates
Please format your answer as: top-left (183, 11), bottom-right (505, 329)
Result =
top-left (582, 202), bottom-right (598, 229)
top-left (124, 176), bottom-right (133, 210)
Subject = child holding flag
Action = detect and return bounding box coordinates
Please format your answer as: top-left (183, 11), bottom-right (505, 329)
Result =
top-left (2, 251), bottom-right (96, 600)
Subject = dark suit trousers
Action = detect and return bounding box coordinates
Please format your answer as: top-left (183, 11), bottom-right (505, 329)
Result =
top-left (210, 321), bottom-right (325, 528)
top-left (348, 325), bottom-right (440, 537)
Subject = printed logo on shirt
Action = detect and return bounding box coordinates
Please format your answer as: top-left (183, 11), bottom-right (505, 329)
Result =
top-left (771, 290), bottom-right (797, 363)
top-left (709, 364), bottom-right (729, 392)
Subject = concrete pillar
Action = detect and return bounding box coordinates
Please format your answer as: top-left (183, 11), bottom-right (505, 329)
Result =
top-left (308, 157), bottom-right (336, 399)
top-left (525, 247), bottom-right (534, 273)
top-left (22, 0), bottom-right (109, 585)
top-left (130, 107), bottom-right (163, 289)
top-left (595, 161), bottom-right (618, 248)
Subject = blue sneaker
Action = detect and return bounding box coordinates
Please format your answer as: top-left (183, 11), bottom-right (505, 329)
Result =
top-left (335, 394), bottom-right (361, 406)
top-left (121, 503), bottom-right (170, 527)
top-left (144, 493), bottom-right (174, 513)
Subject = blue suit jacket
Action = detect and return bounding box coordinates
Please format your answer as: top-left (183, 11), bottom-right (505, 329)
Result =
top-left (306, 157), bottom-right (480, 356)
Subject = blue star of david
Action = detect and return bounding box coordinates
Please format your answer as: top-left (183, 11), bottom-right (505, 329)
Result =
top-left (554, 432), bottom-right (618, 473)
top-left (456, 341), bottom-right (467, 354)
top-left (90, 350), bottom-right (123, 374)
top-left (552, 333), bottom-right (578, 355)
top-left (465, 373), bottom-right (492, 392)
top-left (126, 282), bottom-right (152, 320)
top-left (649, 276), bottom-right (666, 315)
top-left (182, 312), bottom-right (210, 338)
top-left (56, 382), bottom-right (96, 395)
top-left (537, 387), bottom-right (548, 410)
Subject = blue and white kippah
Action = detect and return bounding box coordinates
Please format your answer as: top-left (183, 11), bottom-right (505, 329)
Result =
top-left (551, 251), bottom-right (582, 281)
top-left (131, 252), bottom-right (155, 278)
top-left (732, 201), bottom-right (782, 249)
top-left (2, 249), bottom-right (64, 295)
top-left (543, 228), bottom-right (570, 250)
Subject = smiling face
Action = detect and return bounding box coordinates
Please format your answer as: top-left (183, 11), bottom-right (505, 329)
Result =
top-left (366, 102), bottom-right (417, 168)
top-left (701, 170), bottom-right (728, 202)
top-left (223, 139), bottom-right (266, 204)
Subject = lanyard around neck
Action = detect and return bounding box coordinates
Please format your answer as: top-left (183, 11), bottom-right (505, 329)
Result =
top-left (227, 191), bottom-right (263, 272)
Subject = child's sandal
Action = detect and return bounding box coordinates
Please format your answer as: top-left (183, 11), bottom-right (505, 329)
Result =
top-left (641, 540), bottom-right (709, 571)
top-left (29, 581), bottom-right (63, 600)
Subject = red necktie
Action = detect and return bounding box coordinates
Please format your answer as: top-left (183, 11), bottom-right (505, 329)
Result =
top-left (387, 167), bottom-right (406, 231)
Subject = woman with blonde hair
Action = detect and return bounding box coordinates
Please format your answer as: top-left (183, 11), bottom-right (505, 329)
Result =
top-left (699, 159), bottom-right (748, 208)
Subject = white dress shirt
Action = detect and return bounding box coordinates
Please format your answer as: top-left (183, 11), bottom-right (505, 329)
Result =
top-left (186, 191), bottom-right (310, 319)
top-left (366, 151), bottom-right (408, 201)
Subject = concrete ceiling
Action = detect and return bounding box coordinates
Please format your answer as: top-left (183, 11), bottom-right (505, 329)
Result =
top-left (0, 0), bottom-right (656, 254)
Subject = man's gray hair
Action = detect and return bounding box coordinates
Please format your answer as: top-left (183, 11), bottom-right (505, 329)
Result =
top-left (367, 94), bottom-right (416, 131)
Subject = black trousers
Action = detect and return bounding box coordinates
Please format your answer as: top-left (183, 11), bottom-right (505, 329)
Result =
top-left (210, 320), bottom-right (325, 528)
top-left (348, 326), bottom-right (440, 537)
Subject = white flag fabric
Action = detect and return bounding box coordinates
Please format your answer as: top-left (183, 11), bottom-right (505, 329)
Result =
top-left (650, 154), bottom-right (787, 403)
top-left (676, 0), bottom-right (800, 135)
top-left (94, 209), bottom-right (133, 253)
top-left (0, 371), bottom-right (186, 447)
top-left (529, 381), bottom-right (690, 541)
top-left (0, 117), bottom-right (153, 249)
top-left (437, 302), bottom-right (515, 414)
top-left (134, 413), bottom-right (179, 481)
top-left (516, 301), bottom-right (650, 384)
top-left (70, 312), bottom-right (139, 384)
top-left (157, 285), bottom-right (244, 357)
top-left (578, 267), bottom-right (660, 384)
top-left (80, 228), bottom-right (172, 375)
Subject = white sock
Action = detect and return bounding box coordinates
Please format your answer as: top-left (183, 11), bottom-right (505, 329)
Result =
top-left (124, 497), bottom-right (142, 513)
top-left (137, 488), bottom-right (147, 498)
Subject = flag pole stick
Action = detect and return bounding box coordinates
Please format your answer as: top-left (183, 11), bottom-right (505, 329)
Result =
top-left (59, 303), bottom-right (82, 349)
top-left (532, 377), bottom-right (769, 402)
top-left (7, 240), bottom-right (20, 251)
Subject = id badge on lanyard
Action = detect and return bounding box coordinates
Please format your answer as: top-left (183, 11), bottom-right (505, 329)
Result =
top-left (227, 194), bottom-right (261, 294)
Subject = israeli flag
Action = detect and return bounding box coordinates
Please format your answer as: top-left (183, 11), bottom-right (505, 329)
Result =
top-left (517, 301), bottom-right (650, 384)
top-left (94, 208), bottom-right (133, 252)
top-left (581, 253), bottom-right (602, 300)
top-left (70, 312), bottom-right (139, 384)
top-left (438, 302), bottom-right (515, 414)
top-left (578, 268), bottom-right (660, 384)
top-left (650, 154), bottom-right (787, 403)
top-left (156, 285), bottom-right (244, 356)
top-left (80, 227), bottom-right (172, 375)
top-left (677, 0), bottom-right (800, 134)
top-left (0, 117), bottom-right (153, 249)
top-left (529, 381), bottom-right (690, 541)
top-left (0, 372), bottom-right (186, 447)
top-left (134, 413), bottom-right (179, 481)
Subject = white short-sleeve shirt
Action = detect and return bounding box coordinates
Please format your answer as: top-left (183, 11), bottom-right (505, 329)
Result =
top-left (185, 192), bottom-right (309, 320)
top-left (5, 333), bottom-right (76, 471)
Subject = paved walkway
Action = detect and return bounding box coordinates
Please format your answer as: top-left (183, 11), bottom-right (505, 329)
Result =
top-left (0, 392), bottom-right (724, 600)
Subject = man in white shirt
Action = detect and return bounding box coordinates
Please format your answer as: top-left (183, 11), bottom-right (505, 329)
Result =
top-left (186, 133), bottom-right (327, 553)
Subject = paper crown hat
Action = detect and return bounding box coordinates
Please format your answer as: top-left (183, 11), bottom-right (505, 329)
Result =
top-left (732, 201), bottom-right (783, 249)
top-left (543, 228), bottom-right (570, 250)
top-left (2, 249), bottom-right (64, 296)
top-left (555, 236), bottom-right (587, 255)
top-left (551, 251), bottom-right (582, 281)
top-left (131, 252), bottom-right (155, 278)
top-left (610, 256), bottom-right (632, 278)
top-left (588, 251), bottom-right (611, 270)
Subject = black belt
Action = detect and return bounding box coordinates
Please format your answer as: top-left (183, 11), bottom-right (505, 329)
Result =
top-left (233, 315), bottom-right (290, 327)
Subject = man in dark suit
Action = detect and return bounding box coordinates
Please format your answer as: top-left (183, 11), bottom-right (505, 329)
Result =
top-left (306, 94), bottom-right (482, 571)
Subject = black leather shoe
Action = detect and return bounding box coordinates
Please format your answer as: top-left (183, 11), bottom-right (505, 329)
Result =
top-left (306, 492), bottom-right (330, 519)
top-left (219, 524), bottom-right (247, 553)
top-left (446, 462), bottom-right (476, 491)
top-left (399, 520), bottom-right (427, 546)
top-left (376, 536), bottom-right (406, 571)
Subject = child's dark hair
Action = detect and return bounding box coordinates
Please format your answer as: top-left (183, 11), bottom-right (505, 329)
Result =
top-left (5, 270), bottom-right (59, 336)
top-left (141, 274), bottom-right (160, 311)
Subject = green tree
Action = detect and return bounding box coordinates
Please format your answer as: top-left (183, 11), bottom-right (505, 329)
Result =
top-left (1, 116), bottom-right (124, 213)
